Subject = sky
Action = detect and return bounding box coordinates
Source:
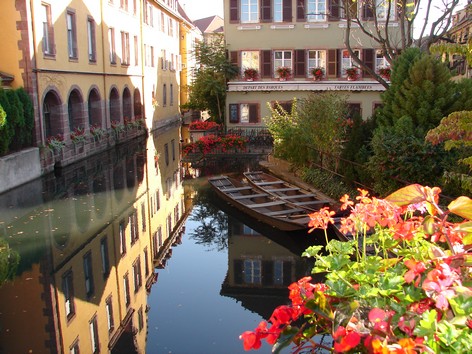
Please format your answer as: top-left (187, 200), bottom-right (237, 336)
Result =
top-left (180, 0), bottom-right (224, 21)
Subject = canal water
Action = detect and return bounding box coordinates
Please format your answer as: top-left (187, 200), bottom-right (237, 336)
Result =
top-left (0, 124), bottom-right (331, 354)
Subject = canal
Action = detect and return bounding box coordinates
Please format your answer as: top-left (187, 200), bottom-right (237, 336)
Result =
top-left (0, 124), bottom-right (331, 354)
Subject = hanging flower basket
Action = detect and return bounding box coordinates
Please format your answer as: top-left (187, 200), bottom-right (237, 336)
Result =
top-left (243, 68), bottom-right (258, 81)
top-left (311, 67), bottom-right (325, 81)
top-left (345, 67), bottom-right (358, 81)
top-left (276, 66), bottom-right (291, 81)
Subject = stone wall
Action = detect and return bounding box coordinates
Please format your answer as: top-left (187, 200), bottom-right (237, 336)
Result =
top-left (0, 147), bottom-right (41, 194)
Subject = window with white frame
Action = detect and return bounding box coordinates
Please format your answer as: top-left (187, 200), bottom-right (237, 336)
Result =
top-left (273, 0), bottom-right (283, 22)
top-left (376, 0), bottom-right (395, 21)
top-left (307, 0), bottom-right (326, 21)
top-left (241, 0), bottom-right (259, 23)
top-left (307, 50), bottom-right (326, 75)
top-left (41, 4), bottom-right (54, 55)
top-left (274, 50), bottom-right (292, 77)
top-left (66, 11), bottom-right (77, 59)
top-left (244, 259), bottom-right (261, 284)
top-left (241, 50), bottom-right (259, 75)
top-left (375, 50), bottom-right (389, 71)
top-left (89, 316), bottom-right (99, 354)
top-left (341, 49), bottom-right (360, 75)
top-left (109, 27), bottom-right (116, 64)
top-left (87, 18), bottom-right (96, 62)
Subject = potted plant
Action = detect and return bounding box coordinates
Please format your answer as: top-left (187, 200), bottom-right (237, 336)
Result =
top-left (345, 67), bottom-right (358, 80)
top-left (378, 66), bottom-right (391, 80)
top-left (311, 67), bottom-right (325, 80)
top-left (276, 66), bottom-right (291, 81)
top-left (243, 68), bottom-right (258, 81)
top-left (46, 134), bottom-right (66, 153)
top-left (70, 127), bottom-right (87, 144)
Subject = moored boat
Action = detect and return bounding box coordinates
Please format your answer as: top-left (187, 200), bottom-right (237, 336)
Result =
top-left (208, 175), bottom-right (311, 232)
top-left (243, 171), bottom-right (331, 212)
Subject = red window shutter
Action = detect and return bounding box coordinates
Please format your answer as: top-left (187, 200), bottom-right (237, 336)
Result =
top-left (283, 0), bottom-right (292, 22)
top-left (362, 49), bottom-right (374, 78)
top-left (327, 49), bottom-right (339, 78)
top-left (261, 0), bottom-right (271, 22)
top-left (296, 0), bottom-right (305, 21)
top-left (230, 0), bottom-right (239, 23)
top-left (294, 49), bottom-right (306, 77)
top-left (328, 0), bottom-right (340, 21)
top-left (249, 104), bottom-right (259, 123)
top-left (261, 50), bottom-right (272, 78)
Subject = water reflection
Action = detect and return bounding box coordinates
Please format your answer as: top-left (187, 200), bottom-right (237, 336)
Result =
top-left (0, 123), bottom-right (188, 354)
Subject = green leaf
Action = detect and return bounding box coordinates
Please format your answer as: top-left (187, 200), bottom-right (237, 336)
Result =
top-left (415, 309), bottom-right (438, 337)
top-left (302, 245), bottom-right (323, 258)
top-left (385, 184), bottom-right (427, 206)
top-left (272, 327), bottom-right (299, 354)
top-left (448, 196), bottom-right (472, 220)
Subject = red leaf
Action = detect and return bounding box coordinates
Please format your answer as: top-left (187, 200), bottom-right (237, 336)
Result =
top-left (385, 184), bottom-right (427, 207)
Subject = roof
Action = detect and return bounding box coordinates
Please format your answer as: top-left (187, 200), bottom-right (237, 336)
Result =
top-left (193, 15), bottom-right (224, 34)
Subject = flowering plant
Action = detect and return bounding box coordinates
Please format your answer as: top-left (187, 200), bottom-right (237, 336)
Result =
top-left (111, 120), bottom-right (125, 134)
top-left (243, 68), bottom-right (259, 81)
top-left (378, 66), bottom-right (391, 80)
top-left (182, 134), bottom-right (247, 156)
top-left (90, 124), bottom-right (106, 139)
top-left (276, 66), bottom-right (291, 79)
top-left (345, 67), bottom-right (358, 80)
top-left (46, 134), bottom-right (66, 152)
top-left (70, 127), bottom-right (87, 143)
top-left (240, 184), bottom-right (472, 353)
top-left (189, 121), bottom-right (221, 131)
top-left (311, 67), bottom-right (325, 80)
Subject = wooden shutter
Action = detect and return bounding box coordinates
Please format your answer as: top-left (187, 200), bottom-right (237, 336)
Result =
top-left (229, 51), bottom-right (239, 67)
top-left (261, 0), bottom-right (271, 22)
top-left (327, 49), bottom-right (339, 78)
top-left (248, 104), bottom-right (259, 123)
top-left (262, 261), bottom-right (273, 286)
top-left (362, 0), bottom-right (374, 20)
top-left (283, 261), bottom-right (292, 285)
top-left (234, 260), bottom-right (243, 284)
top-left (328, 0), bottom-right (340, 21)
top-left (294, 49), bottom-right (306, 77)
top-left (362, 49), bottom-right (374, 78)
top-left (283, 0), bottom-right (292, 22)
top-left (296, 0), bottom-right (305, 21)
top-left (261, 50), bottom-right (272, 78)
top-left (230, 0), bottom-right (239, 23)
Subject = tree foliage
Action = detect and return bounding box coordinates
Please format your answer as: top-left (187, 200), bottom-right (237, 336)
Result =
top-left (183, 37), bottom-right (239, 123)
top-left (343, 0), bottom-right (461, 87)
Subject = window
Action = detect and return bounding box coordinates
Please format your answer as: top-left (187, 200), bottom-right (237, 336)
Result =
top-left (120, 0), bottom-right (128, 11)
top-left (62, 270), bottom-right (75, 320)
top-left (141, 202), bottom-right (146, 232)
top-left (66, 11), bottom-right (77, 59)
top-left (41, 4), bottom-right (54, 55)
top-left (83, 252), bottom-right (95, 298)
top-left (241, 103), bottom-right (260, 123)
top-left (133, 257), bottom-right (142, 292)
top-left (160, 12), bottom-right (165, 32)
top-left (164, 143), bottom-right (169, 165)
top-left (244, 259), bottom-right (261, 284)
top-left (144, 247), bottom-right (150, 277)
top-left (145, 3), bottom-right (153, 25)
top-left (241, 0), bottom-right (258, 23)
top-left (105, 296), bottom-right (114, 332)
top-left (119, 220), bottom-right (126, 255)
top-left (156, 190), bottom-right (160, 211)
top-left (89, 315), bottom-right (99, 354)
top-left (134, 35), bottom-right (139, 66)
top-left (121, 31), bottom-right (130, 65)
top-left (376, 0), bottom-right (394, 20)
top-left (163, 84), bottom-right (167, 106)
top-left (123, 273), bottom-right (131, 306)
top-left (87, 18), bottom-right (96, 62)
top-left (70, 339), bottom-right (80, 354)
top-left (375, 50), bottom-right (389, 71)
top-left (307, 0), bottom-right (326, 21)
top-left (130, 210), bottom-right (139, 244)
top-left (274, 51), bottom-right (292, 77)
top-left (341, 49), bottom-right (360, 75)
top-left (274, 260), bottom-right (284, 285)
top-left (100, 237), bottom-right (110, 278)
top-left (241, 51), bottom-right (260, 75)
top-left (307, 50), bottom-right (326, 75)
top-left (171, 139), bottom-right (175, 161)
top-left (274, 0), bottom-right (283, 22)
top-left (138, 306), bottom-right (144, 331)
top-left (170, 84), bottom-right (174, 106)
top-left (109, 27), bottom-right (116, 64)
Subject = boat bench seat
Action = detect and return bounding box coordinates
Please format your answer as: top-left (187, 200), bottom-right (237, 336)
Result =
top-left (267, 187), bottom-right (300, 192)
top-left (232, 193), bottom-right (268, 200)
top-left (294, 200), bottom-right (330, 206)
top-left (255, 181), bottom-right (284, 186)
top-left (266, 208), bottom-right (304, 216)
top-left (247, 200), bottom-right (286, 208)
top-left (222, 186), bottom-right (253, 192)
top-left (280, 194), bottom-right (316, 200)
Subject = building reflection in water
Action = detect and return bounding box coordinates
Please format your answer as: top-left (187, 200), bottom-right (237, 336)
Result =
top-left (0, 123), bottom-right (190, 354)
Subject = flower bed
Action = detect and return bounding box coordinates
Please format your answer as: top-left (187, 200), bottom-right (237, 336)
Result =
top-left (240, 184), bottom-right (472, 353)
top-left (189, 121), bottom-right (221, 131)
top-left (183, 134), bottom-right (248, 156)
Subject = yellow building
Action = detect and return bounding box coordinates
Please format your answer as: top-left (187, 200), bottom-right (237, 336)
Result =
top-left (222, 0), bottom-right (409, 129)
top-left (0, 0), bottom-right (193, 174)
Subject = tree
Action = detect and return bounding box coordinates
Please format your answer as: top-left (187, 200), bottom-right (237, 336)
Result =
top-left (183, 37), bottom-right (239, 124)
top-left (342, 0), bottom-right (461, 87)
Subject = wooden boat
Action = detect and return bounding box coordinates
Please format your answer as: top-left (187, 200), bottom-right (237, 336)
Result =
top-left (243, 171), bottom-right (331, 212)
top-left (208, 175), bottom-right (311, 231)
